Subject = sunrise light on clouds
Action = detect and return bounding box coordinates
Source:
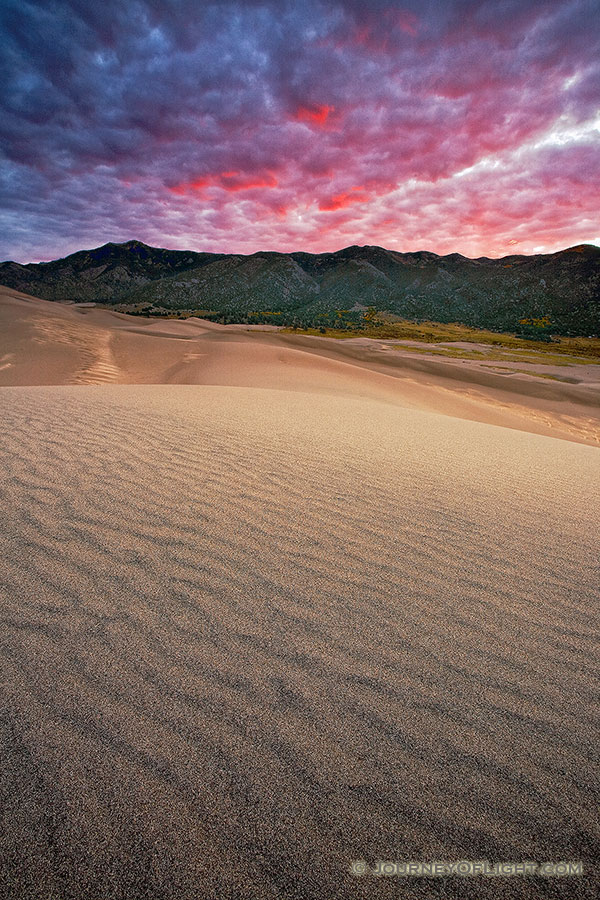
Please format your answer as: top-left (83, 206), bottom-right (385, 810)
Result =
top-left (1, 0), bottom-right (598, 262)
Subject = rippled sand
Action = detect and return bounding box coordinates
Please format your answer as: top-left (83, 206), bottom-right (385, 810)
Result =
top-left (1, 383), bottom-right (599, 900)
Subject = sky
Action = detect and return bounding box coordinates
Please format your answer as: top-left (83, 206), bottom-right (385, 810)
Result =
top-left (0, 0), bottom-right (599, 263)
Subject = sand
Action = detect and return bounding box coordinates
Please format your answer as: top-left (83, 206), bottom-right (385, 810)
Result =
top-left (0, 288), bottom-right (599, 900)
top-left (1, 286), bottom-right (599, 446)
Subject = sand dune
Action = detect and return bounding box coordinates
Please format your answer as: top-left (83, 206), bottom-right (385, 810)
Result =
top-left (1, 286), bottom-right (599, 445)
top-left (0, 288), bottom-right (599, 899)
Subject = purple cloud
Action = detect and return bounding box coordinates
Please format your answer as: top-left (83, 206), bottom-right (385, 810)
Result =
top-left (0, 0), bottom-right (598, 262)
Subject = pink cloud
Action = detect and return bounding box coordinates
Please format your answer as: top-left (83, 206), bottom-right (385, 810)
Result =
top-left (2, 0), bottom-right (598, 263)
top-left (168, 171), bottom-right (278, 196)
top-left (294, 104), bottom-right (335, 128)
top-left (319, 187), bottom-right (369, 211)
top-left (219, 171), bottom-right (278, 192)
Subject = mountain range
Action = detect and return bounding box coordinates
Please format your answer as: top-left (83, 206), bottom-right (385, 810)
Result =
top-left (1, 240), bottom-right (599, 334)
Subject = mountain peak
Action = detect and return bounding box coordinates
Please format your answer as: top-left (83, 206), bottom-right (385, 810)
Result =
top-left (103, 239), bottom-right (150, 250)
top-left (562, 244), bottom-right (600, 255)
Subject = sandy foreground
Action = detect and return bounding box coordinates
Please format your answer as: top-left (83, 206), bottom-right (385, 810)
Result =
top-left (0, 288), bottom-right (599, 900)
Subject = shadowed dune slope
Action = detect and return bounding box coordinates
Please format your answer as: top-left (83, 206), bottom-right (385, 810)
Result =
top-left (1, 384), bottom-right (599, 900)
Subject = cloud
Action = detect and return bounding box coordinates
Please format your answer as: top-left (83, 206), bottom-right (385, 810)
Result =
top-left (0, 0), bottom-right (598, 261)
top-left (294, 104), bottom-right (335, 127)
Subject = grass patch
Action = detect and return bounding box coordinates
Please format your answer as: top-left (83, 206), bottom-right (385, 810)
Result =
top-left (389, 344), bottom-right (598, 366)
top-left (285, 319), bottom-right (600, 362)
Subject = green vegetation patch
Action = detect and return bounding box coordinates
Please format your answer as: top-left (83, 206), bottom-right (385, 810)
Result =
top-left (286, 317), bottom-right (600, 362)
top-left (389, 344), bottom-right (599, 366)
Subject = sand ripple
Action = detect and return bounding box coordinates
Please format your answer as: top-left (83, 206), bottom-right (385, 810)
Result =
top-left (0, 385), bottom-right (598, 900)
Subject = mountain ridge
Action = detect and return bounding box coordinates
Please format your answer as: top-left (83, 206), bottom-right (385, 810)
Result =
top-left (1, 240), bottom-right (599, 335)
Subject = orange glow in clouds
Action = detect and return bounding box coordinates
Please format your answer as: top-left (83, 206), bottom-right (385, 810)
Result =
top-left (219, 171), bottom-right (278, 192)
top-left (169, 171), bottom-right (278, 195)
top-left (295, 104), bottom-right (334, 127)
top-left (319, 187), bottom-right (368, 211)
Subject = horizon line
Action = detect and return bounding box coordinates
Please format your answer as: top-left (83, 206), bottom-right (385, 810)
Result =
top-left (3, 238), bottom-right (600, 267)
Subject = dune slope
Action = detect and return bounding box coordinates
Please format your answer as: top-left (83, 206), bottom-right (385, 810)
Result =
top-left (1, 286), bottom-right (599, 446)
top-left (1, 384), bottom-right (599, 900)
